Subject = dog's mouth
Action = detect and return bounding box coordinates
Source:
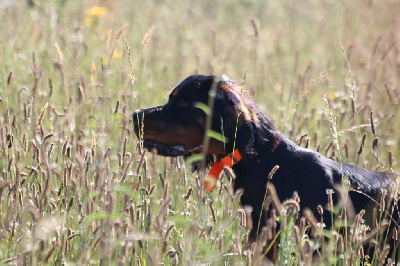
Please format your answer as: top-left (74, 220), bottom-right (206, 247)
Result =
top-left (142, 139), bottom-right (186, 156)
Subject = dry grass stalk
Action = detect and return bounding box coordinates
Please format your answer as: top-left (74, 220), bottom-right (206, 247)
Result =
top-left (209, 200), bottom-right (216, 224)
top-left (237, 209), bottom-right (246, 228)
top-left (266, 184), bottom-right (282, 216)
top-left (370, 111), bottom-right (376, 135)
top-left (297, 133), bottom-right (307, 146)
top-left (156, 198), bottom-right (170, 231)
top-left (141, 26), bottom-right (155, 47)
top-left (250, 18), bottom-right (259, 37)
top-left (122, 34), bottom-right (136, 85)
top-left (120, 152), bottom-right (135, 182)
top-left (372, 137), bottom-right (379, 151)
top-left (30, 66), bottom-right (42, 135)
top-left (136, 149), bottom-right (146, 175)
top-left (244, 206), bottom-right (253, 231)
top-left (164, 224), bottom-right (174, 241)
top-left (285, 68), bottom-right (333, 128)
top-left (184, 187), bottom-right (192, 200)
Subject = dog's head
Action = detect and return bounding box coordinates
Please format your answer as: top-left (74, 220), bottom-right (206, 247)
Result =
top-left (132, 75), bottom-right (279, 158)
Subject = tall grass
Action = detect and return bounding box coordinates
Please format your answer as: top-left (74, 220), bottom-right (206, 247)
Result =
top-left (0, 0), bottom-right (399, 264)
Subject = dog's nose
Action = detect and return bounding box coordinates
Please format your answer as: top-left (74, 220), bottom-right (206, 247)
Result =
top-left (132, 109), bottom-right (143, 135)
top-left (132, 110), bottom-right (144, 136)
top-left (132, 109), bottom-right (143, 123)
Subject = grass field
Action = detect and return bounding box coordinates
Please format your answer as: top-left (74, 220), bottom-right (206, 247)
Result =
top-left (0, 0), bottom-right (399, 264)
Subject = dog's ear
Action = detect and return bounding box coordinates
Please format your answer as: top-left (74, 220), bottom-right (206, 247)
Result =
top-left (216, 75), bottom-right (233, 100)
top-left (216, 83), bottom-right (241, 106)
top-left (216, 79), bottom-right (253, 122)
top-left (216, 75), bottom-right (241, 106)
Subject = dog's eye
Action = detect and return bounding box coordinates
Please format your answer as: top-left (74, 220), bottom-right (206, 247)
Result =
top-left (179, 100), bottom-right (188, 108)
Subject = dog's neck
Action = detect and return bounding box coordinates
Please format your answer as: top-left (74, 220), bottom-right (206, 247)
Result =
top-left (228, 132), bottom-right (296, 170)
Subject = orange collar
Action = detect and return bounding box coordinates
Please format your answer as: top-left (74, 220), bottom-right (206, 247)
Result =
top-left (205, 149), bottom-right (242, 192)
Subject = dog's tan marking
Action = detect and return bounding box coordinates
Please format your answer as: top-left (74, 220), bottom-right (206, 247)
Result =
top-left (221, 83), bottom-right (259, 123)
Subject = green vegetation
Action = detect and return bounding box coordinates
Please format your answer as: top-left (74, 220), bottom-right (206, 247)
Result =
top-left (0, 0), bottom-right (399, 264)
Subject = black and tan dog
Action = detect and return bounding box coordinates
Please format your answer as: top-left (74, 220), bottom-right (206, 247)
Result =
top-left (132, 75), bottom-right (398, 252)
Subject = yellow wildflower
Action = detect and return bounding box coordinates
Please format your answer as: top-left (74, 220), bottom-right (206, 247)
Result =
top-left (113, 49), bottom-right (122, 59)
top-left (85, 5), bottom-right (107, 26)
top-left (88, 5), bottom-right (107, 18)
top-left (84, 17), bottom-right (92, 26)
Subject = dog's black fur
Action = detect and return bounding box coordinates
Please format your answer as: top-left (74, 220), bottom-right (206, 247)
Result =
top-left (133, 75), bottom-right (399, 258)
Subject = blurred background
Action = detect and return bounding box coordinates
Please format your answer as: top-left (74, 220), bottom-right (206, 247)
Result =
top-left (1, 1), bottom-right (399, 159)
top-left (0, 0), bottom-right (399, 264)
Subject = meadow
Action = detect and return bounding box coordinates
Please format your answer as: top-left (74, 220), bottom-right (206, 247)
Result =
top-left (0, 0), bottom-right (399, 264)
